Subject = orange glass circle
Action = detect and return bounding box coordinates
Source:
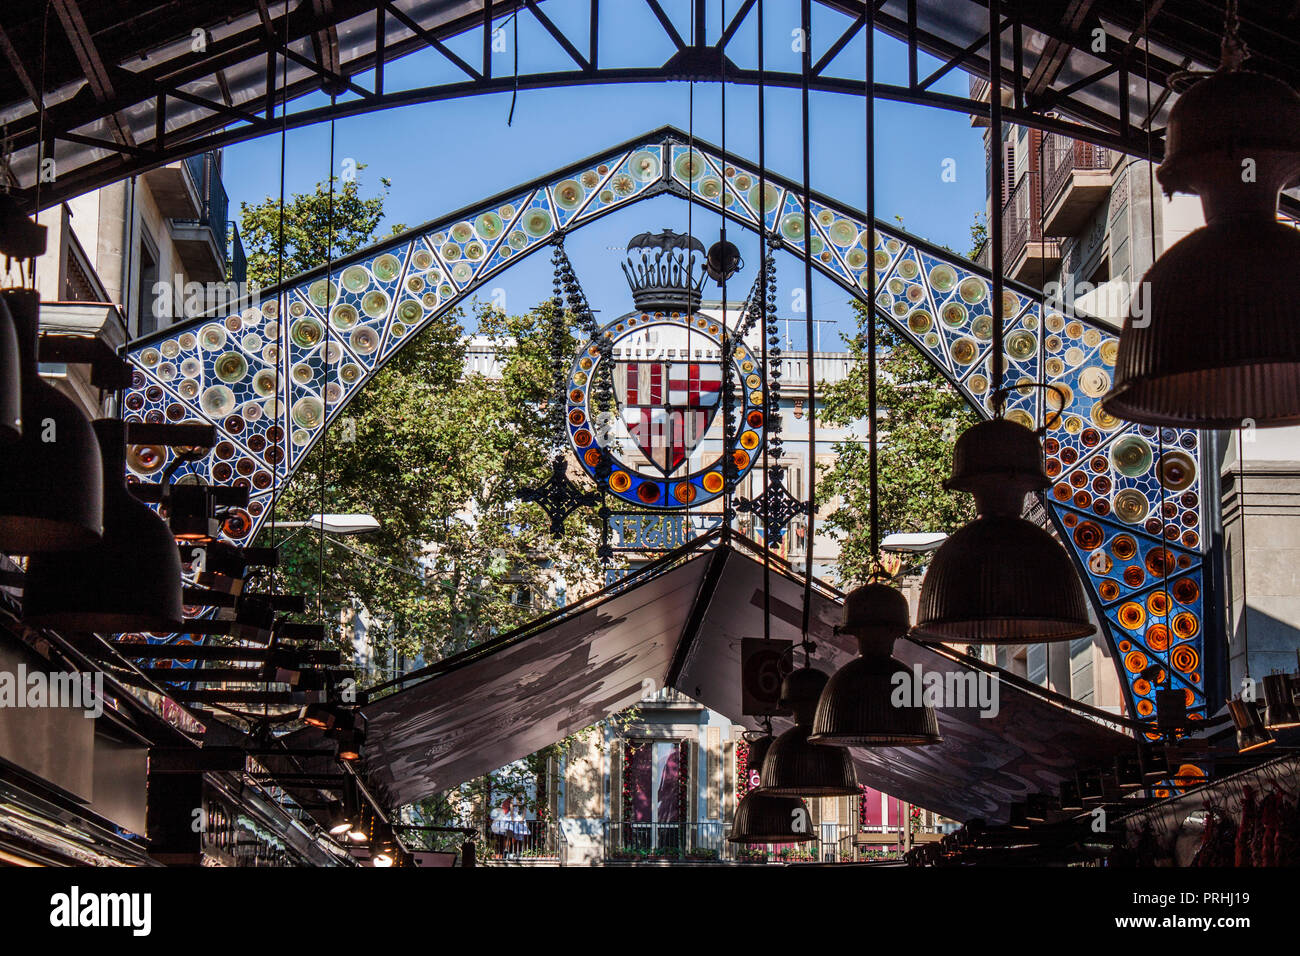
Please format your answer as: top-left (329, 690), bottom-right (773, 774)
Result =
top-left (1112, 535), bottom-right (1137, 560)
top-left (702, 472), bottom-right (724, 494)
top-left (1145, 547), bottom-right (1174, 577)
top-left (1145, 623), bottom-right (1170, 651)
top-left (739, 430), bottom-right (760, 450)
top-left (609, 471), bottom-right (632, 493)
top-left (1119, 603), bottom-right (1146, 631)
top-left (1172, 577), bottom-right (1200, 605)
top-left (1172, 612), bottom-right (1199, 639)
top-left (672, 481), bottom-right (697, 504)
top-left (1170, 645), bottom-right (1199, 674)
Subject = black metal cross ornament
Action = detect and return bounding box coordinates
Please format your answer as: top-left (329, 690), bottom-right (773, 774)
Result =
top-left (737, 466), bottom-right (803, 542)
top-left (521, 456), bottom-right (599, 535)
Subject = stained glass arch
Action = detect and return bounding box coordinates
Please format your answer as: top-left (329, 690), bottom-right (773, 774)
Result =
top-left (123, 126), bottom-right (1212, 728)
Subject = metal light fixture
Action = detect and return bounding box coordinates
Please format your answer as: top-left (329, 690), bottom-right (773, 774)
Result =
top-left (913, 418), bottom-right (1095, 642)
top-left (1228, 697), bottom-right (1275, 753)
top-left (23, 419), bottom-right (184, 632)
top-left (705, 237), bottom-right (742, 283)
top-left (1008, 802), bottom-right (1030, 830)
top-left (1024, 793), bottom-right (1051, 823)
top-left (1114, 754), bottom-right (1144, 790)
top-left (0, 289), bottom-right (103, 551)
top-left (166, 482), bottom-right (219, 542)
top-left (728, 732), bottom-right (816, 845)
top-left (1104, 18), bottom-right (1300, 428)
top-left (759, 667), bottom-right (860, 797)
top-left (1058, 780), bottom-right (1083, 812)
top-left (277, 513), bottom-right (380, 535)
top-left (1262, 673), bottom-right (1300, 730)
top-left (325, 799), bottom-right (352, 837)
top-left (810, 582), bottom-right (941, 746)
top-left (0, 297), bottom-right (22, 443)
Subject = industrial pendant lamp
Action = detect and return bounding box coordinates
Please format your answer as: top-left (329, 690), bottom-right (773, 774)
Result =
top-left (728, 731), bottom-right (816, 845)
top-left (759, 666), bottom-right (860, 797)
top-left (0, 289), bottom-right (103, 551)
top-left (23, 418), bottom-right (184, 632)
top-left (1262, 673), bottom-right (1300, 730)
top-left (913, 418), bottom-right (1095, 642)
top-left (1104, 11), bottom-right (1300, 427)
top-left (0, 297), bottom-right (22, 443)
top-left (808, 34), bottom-right (940, 744)
top-left (810, 582), bottom-right (941, 746)
top-left (1229, 697), bottom-right (1274, 753)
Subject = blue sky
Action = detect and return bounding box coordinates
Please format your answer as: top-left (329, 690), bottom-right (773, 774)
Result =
top-left (223, 1), bottom-right (988, 350)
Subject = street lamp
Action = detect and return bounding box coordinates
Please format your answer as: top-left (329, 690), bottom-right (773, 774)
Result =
top-left (880, 532), bottom-right (947, 554)
top-left (275, 513), bottom-right (380, 535)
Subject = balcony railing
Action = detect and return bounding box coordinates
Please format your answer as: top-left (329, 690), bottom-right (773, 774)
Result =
top-left (602, 822), bottom-right (910, 864)
top-left (173, 151), bottom-right (229, 274)
top-left (1043, 135), bottom-right (1110, 211)
top-left (227, 222), bottom-right (247, 284)
top-left (480, 818), bottom-right (562, 863)
top-left (1002, 168), bottom-right (1044, 266)
top-left (604, 821), bottom-right (729, 862)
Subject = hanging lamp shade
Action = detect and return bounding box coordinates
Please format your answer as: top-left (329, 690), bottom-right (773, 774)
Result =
top-left (23, 418), bottom-right (184, 632)
top-left (1228, 698), bottom-right (1275, 753)
top-left (1104, 69), bottom-right (1300, 428)
top-left (759, 667), bottom-right (860, 797)
top-left (728, 790), bottom-right (815, 845)
top-left (728, 732), bottom-right (815, 845)
top-left (913, 419), bottom-right (1095, 643)
top-left (0, 289), bottom-right (103, 552)
top-left (0, 297), bottom-right (22, 443)
top-left (810, 582), bottom-right (941, 746)
top-left (1262, 673), bottom-right (1300, 730)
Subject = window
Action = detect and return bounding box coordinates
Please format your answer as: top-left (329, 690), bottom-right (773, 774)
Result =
top-left (135, 232), bottom-right (160, 338)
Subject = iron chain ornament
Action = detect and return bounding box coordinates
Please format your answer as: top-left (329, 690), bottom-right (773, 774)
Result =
top-left (736, 250), bottom-right (804, 544)
top-left (518, 235), bottom-right (603, 542)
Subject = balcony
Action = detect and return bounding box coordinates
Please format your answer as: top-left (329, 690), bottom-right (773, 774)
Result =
top-left (142, 157), bottom-right (202, 220)
top-left (603, 821), bottom-right (731, 863)
top-left (601, 821), bottom-right (933, 864)
top-left (1041, 136), bottom-right (1112, 237)
top-left (170, 152), bottom-right (229, 283)
top-left (480, 819), bottom-right (563, 865)
top-left (1002, 169), bottom-right (1061, 287)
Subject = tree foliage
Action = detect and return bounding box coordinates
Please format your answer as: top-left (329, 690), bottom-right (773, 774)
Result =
top-left (241, 175), bottom-right (601, 668)
top-left (818, 300), bottom-right (977, 585)
top-left (237, 164), bottom-right (405, 290)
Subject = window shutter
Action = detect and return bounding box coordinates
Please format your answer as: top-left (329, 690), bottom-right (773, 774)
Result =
top-left (1001, 139), bottom-right (1015, 207)
top-left (609, 740), bottom-right (623, 823)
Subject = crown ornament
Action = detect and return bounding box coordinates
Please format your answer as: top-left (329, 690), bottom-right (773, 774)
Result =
top-left (620, 228), bottom-right (706, 313)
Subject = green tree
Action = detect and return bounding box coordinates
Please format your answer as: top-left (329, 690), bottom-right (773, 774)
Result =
top-left (238, 165), bottom-right (405, 290)
top-left (265, 300), bottom-right (602, 665)
top-left (818, 300), bottom-right (976, 585)
top-left (241, 172), bottom-right (601, 666)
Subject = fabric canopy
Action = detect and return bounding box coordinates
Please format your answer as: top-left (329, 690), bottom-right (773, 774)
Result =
top-left (362, 542), bottom-right (1134, 822)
